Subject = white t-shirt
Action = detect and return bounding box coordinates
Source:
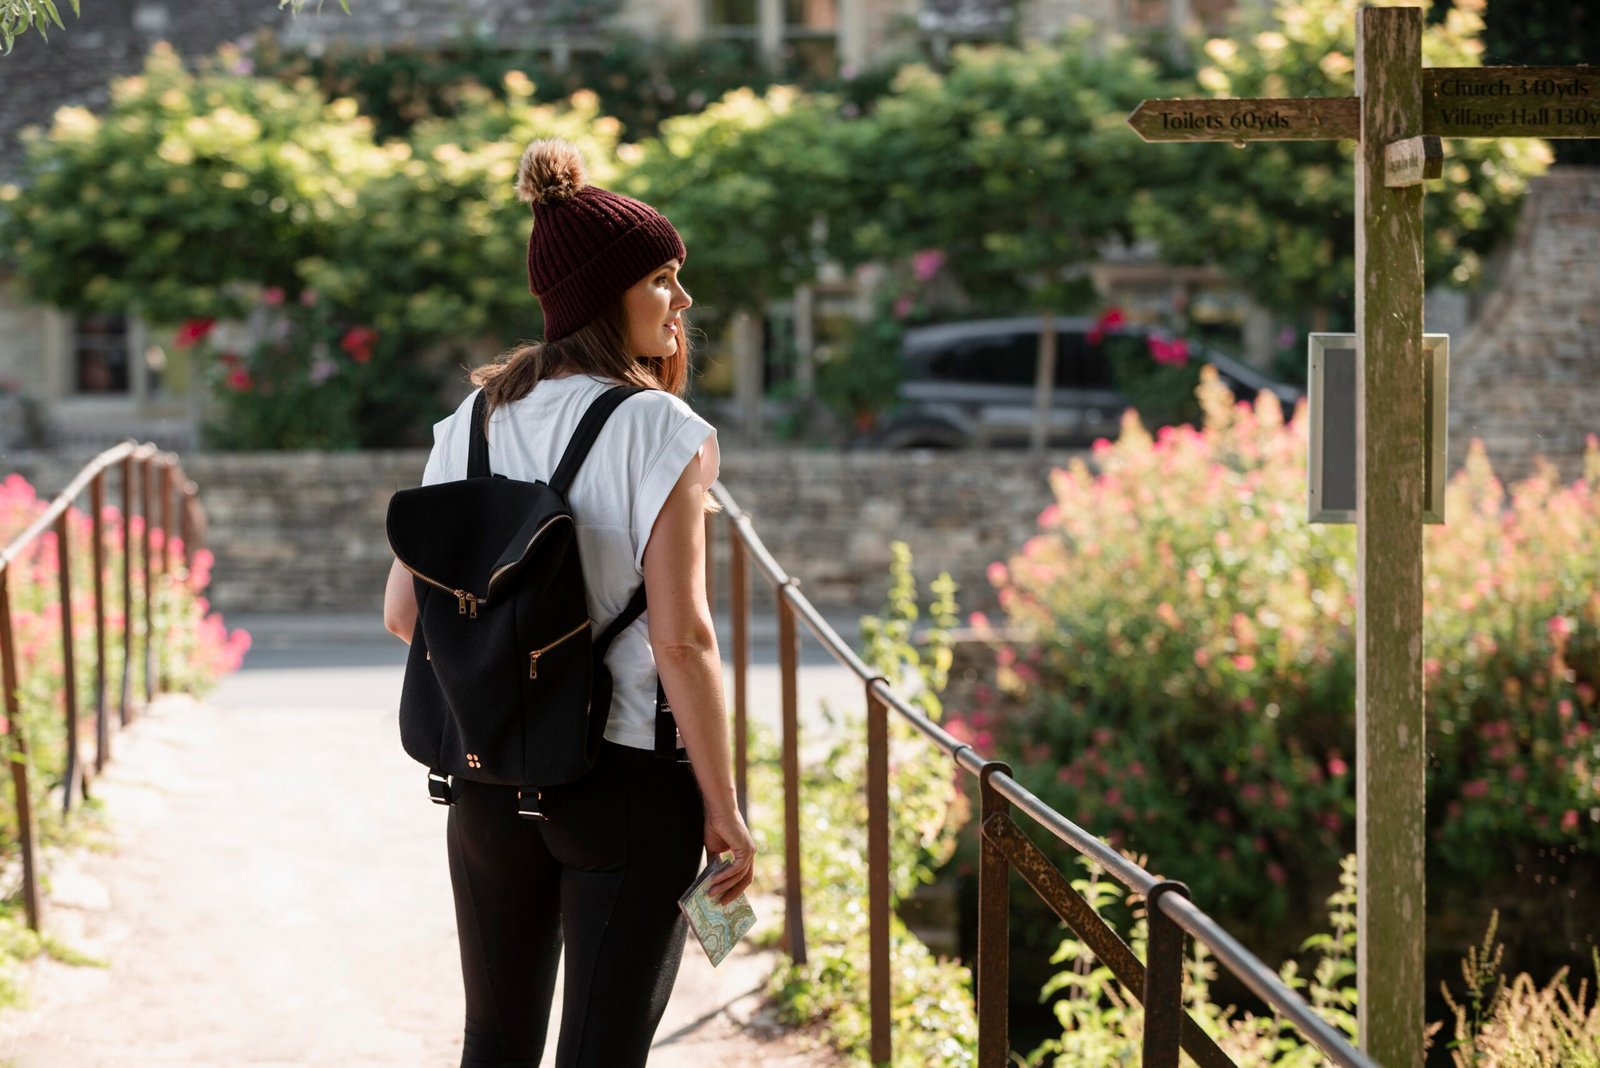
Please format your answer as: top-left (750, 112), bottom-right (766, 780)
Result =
top-left (420, 373), bottom-right (719, 751)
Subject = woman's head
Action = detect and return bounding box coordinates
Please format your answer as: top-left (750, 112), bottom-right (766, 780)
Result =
top-left (474, 140), bottom-right (693, 408)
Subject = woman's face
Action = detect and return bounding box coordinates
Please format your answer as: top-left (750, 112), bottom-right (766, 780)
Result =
top-left (622, 259), bottom-right (692, 359)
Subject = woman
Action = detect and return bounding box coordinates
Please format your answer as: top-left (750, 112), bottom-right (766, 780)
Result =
top-left (381, 138), bottom-right (757, 1067)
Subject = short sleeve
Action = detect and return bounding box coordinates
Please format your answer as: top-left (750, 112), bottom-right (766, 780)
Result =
top-left (420, 395), bottom-right (471, 486)
top-left (631, 409), bottom-right (717, 569)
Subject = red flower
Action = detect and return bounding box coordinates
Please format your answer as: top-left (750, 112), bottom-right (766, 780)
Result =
top-left (174, 318), bottom-right (217, 350)
top-left (225, 367), bottom-right (254, 392)
top-left (1087, 307), bottom-right (1125, 345)
top-left (340, 326), bottom-right (379, 364)
top-left (1147, 335), bottom-right (1191, 367)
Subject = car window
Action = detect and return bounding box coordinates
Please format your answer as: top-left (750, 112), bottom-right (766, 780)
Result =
top-left (1056, 331), bottom-right (1115, 390)
top-left (926, 332), bottom-right (1037, 387)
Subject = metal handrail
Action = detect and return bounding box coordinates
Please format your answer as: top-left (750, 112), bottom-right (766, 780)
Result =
top-left (707, 480), bottom-right (1377, 1068)
top-left (0, 441), bottom-right (204, 932)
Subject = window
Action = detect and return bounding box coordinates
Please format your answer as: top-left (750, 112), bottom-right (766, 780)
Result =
top-left (927, 332), bottom-right (1036, 387)
top-left (707, 0), bottom-right (757, 35)
top-left (73, 314), bottom-right (131, 394)
top-left (1056, 332), bottom-right (1115, 390)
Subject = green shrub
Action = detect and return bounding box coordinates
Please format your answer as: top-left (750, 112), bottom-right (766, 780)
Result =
top-left (958, 368), bottom-right (1600, 922)
top-left (751, 542), bottom-right (978, 1066)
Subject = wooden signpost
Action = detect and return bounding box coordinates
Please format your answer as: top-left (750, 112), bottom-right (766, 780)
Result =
top-left (1129, 8), bottom-right (1597, 1067)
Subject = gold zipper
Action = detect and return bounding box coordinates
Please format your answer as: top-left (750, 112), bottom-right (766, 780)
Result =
top-left (489, 515), bottom-right (570, 594)
top-left (529, 619), bottom-right (592, 680)
top-left (400, 565), bottom-right (483, 617)
top-left (398, 514), bottom-right (568, 621)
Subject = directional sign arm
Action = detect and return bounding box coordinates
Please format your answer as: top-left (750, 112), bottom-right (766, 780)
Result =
top-left (1127, 97), bottom-right (1360, 143)
top-left (1425, 66), bottom-right (1600, 139)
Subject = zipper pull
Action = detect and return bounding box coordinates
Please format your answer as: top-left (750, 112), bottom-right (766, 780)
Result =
top-left (468, 595), bottom-right (478, 620)
top-left (455, 591), bottom-right (468, 616)
top-left (528, 650), bottom-right (540, 680)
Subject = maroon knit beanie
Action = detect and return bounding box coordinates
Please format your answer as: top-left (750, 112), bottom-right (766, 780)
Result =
top-left (516, 139), bottom-right (687, 343)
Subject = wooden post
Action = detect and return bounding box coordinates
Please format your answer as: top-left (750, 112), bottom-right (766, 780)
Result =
top-left (1354, 8), bottom-right (1427, 1064)
top-left (1029, 314), bottom-right (1058, 453)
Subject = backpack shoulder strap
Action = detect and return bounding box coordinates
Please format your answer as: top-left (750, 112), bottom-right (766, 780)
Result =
top-left (549, 385), bottom-right (650, 495)
top-left (466, 390), bottom-right (492, 479)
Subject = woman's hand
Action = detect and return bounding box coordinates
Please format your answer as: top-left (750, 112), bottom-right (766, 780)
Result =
top-left (702, 805), bottom-right (756, 906)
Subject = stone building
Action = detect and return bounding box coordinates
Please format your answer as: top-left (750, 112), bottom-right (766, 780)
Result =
top-left (2, 0), bottom-right (1243, 448)
top-left (1449, 167), bottom-right (1600, 485)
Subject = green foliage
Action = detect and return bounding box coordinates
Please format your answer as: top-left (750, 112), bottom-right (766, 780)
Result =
top-left (753, 542), bottom-right (978, 1066)
top-left (0, 43), bottom-right (378, 324)
top-left (621, 84), bottom-right (856, 314)
top-left (961, 369), bottom-right (1600, 921)
top-left (1029, 854), bottom-right (1359, 1066)
top-left (249, 30), bottom-right (903, 144)
top-left (1133, 0), bottom-right (1550, 318)
top-left (815, 293), bottom-right (907, 431)
top-left (847, 38), bottom-right (1174, 313)
top-left (0, 0), bottom-right (75, 53)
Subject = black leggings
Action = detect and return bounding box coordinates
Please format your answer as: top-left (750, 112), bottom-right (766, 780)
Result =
top-left (446, 740), bottom-right (706, 1067)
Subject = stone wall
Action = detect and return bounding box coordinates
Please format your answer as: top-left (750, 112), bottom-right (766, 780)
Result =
top-left (1451, 167), bottom-right (1600, 484)
top-left (4, 448), bottom-right (1074, 618)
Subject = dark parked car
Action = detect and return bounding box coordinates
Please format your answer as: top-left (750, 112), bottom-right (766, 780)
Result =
top-left (872, 316), bottom-right (1303, 449)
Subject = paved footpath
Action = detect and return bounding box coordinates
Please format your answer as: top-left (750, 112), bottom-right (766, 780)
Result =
top-left (0, 629), bottom-right (855, 1067)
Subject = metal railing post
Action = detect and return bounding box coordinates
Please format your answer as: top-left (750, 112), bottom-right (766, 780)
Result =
top-left (777, 582), bottom-right (807, 964)
top-left (0, 572), bottom-right (41, 931)
top-left (978, 760), bottom-right (1013, 1068)
top-left (729, 527), bottom-right (749, 820)
top-left (54, 511), bottom-right (87, 811)
top-left (90, 472), bottom-right (109, 774)
top-left (120, 454), bottom-right (135, 726)
top-left (141, 456), bottom-right (154, 704)
top-left (1143, 880), bottom-right (1191, 1067)
top-left (157, 460), bottom-right (173, 694)
top-left (866, 682), bottom-right (893, 1066)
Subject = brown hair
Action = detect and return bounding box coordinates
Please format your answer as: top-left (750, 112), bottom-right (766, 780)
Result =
top-left (472, 293), bottom-right (690, 420)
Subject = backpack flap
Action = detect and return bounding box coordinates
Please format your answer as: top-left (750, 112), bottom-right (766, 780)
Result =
top-left (386, 477), bottom-right (560, 601)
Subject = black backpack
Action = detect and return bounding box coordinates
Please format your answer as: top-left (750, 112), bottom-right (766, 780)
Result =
top-left (386, 385), bottom-right (680, 820)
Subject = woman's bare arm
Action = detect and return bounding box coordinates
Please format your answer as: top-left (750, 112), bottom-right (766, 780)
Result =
top-left (383, 558), bottom-right (418, 642)
top-left (643, 449), bottom-right (755, 903)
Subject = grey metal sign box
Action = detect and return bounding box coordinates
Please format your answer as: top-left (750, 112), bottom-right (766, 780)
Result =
top-left (1307, 333), bottom-right (1449, 525)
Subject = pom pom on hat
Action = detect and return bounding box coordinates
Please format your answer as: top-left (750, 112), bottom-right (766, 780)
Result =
top-left (517, 139), bottom-right (588, 207)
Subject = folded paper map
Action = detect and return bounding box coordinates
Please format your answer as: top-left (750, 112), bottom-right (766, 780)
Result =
top-left (677, 857), bottom-right (756, 967)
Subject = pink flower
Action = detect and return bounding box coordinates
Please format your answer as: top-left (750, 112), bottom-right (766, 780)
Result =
top-left (1266, 861), bottom-right (1287, 886)
top-left (911, 249), bottom-right (947, 283)
top-left (1147, 335), bottom-right (1191, 367)
top-left (1231, 654), bottom-right (1256, 672)
top-left (173, 318), bottom-right (217, 350)
top-left (986, 562), bottom-right (1008, 587)
top-left (299, 288), bottom-right (319, 307)
top-left (1548, 615), bottom-right (1574, 643)
top-left (261, 286), bottom-right (286, 306)
top-left (1037, 503), bottom-right (1061, 527)
top-left (225, 368), bottom-right (253, 392)
top-left (1327, 757), bottom-right (1349, 777)
top-left (892, 294), bottom-right (914, 320)
top-left (1462, 779), bottom-right (1490, 800)
top-left (1561, 810), bottom-right (1580, 834)
top-left (967, 611), bottom-right (990, 630)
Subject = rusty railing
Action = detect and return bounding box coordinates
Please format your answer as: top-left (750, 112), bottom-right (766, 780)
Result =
top-left (0, 443), bottom-right (205, 931)
top-left (707, 483), bottom-right (1377, 1068)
